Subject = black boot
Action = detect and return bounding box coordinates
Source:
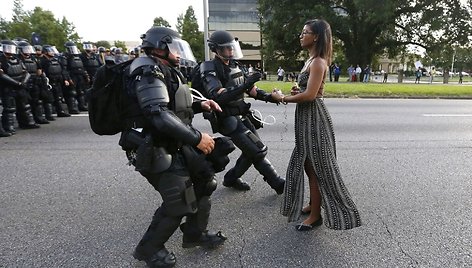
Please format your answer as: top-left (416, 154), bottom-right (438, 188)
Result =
top-left (223, 177), bottom-right (251, 191)
top-left (180, 222), bottom-right (227, 249)
top-left (32, 101), bottom-right (49, 124)
top-left (3, 108), bottom-right (16, 135)
top-left (57, 111), bottom-right (71, 117)
top-left (44, 103), bottom-right (56, 121)
top-left (223, 155), bottom-right (252, 191)
top-left (133, 207), bottom-right (181, 265)
top-left (77, 95), bottom-right (88, 111)
top-left (54, 101), bottom-right (71, 117)
top-left (264, 176), bottom-right (285, 195)
top-left (0, 116), bottom-right (12, 137)
top-left (254, 158), bottom-right (285, 194)
top-left (66, 97), bottom-right (80, 114)
top-left (17, 104), bottom-right (40, 129)
top-left (134, 247), bottom-right (176, 268)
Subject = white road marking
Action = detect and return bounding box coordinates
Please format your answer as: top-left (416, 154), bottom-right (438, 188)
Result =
top-left (423, 114), bottom-right (472, 117)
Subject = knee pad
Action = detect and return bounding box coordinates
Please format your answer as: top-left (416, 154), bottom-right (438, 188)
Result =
top-left (232, 130), bottom-right (267, 161)
top-left (158, 173), bottom-right (197, 217)
top-left (253, 144), bottom-right (268, 161)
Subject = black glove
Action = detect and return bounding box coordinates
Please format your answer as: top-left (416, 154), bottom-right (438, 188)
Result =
top-left (247, 72), bottom-right (262, 84)
top-left (244, 73), bottom-right (262, 90)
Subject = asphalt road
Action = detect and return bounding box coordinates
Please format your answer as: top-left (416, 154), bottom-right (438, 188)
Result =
top-left (1, 98), bottom-right (471, 268)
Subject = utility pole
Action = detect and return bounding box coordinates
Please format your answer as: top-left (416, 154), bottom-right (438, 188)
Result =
top-left (451, 48), bottom-right (456, 76)
top-left (203, 0), bottom-right (209, 61)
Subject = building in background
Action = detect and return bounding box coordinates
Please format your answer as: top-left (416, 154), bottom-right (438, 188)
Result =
top-left (208, 0), bottom-right (261, 69)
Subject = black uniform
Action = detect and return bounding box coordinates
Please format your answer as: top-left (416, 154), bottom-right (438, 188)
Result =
top-left (0, 53), bottom-right (39, 130)
top-left (21, 54), bottom-right (50, 124)
top-left (60, 53), bottom-right (87, 113)
top-left (200, 57), bottom-right (285, 194)
top-left (80, 51), bottom-right (100, 86)
top-left (40, 54), bottom-right (71, 118)
top-left (119, 55), bottom-right (227, 267)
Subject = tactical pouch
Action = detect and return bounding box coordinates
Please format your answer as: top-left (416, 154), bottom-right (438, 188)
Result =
top-left (119, 129), bottom-right (145, 150)
top-left (203, 111), bottom-right (219, 133)
top-left (181, 144), bottom-right (214, 180)
top-left (135, 134), bottom-right (172, 174)
top-left (247, 110), bottom-right (263, 129)
top-left (206, 137), bottom-right (236, 172)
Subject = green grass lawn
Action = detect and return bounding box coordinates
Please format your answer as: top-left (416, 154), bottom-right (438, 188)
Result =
top-left (256, 80), bottom-right (472, 98)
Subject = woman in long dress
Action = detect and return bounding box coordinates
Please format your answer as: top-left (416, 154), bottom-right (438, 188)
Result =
top-left (274, 19), bottom-right (362, 231)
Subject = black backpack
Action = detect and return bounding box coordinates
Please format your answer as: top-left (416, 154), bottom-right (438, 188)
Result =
top-left (87, 60), bottom-right (133, 135)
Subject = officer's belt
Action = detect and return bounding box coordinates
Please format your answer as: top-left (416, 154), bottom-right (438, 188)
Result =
top-left (218, 100), bottom-right (250, 117)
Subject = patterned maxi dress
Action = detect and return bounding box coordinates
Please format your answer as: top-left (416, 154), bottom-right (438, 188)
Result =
top-left (281, 68), bottom-right (362, 230)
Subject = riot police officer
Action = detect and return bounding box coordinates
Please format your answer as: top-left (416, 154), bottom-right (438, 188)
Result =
top-left (61, 41), bottom-right (89, 112)
top-left (119, 27), bottom-right (227, 267)
top-left (0, 40), bottom-right (40, 131)
top-left (199, 30), bottom-right (285, 194)
top-left (79, 42), bottom-right (100, 86)
top-left (39, 45), bottom-right (71, 118)
top-left (17, 40), bottom-right (50, 124)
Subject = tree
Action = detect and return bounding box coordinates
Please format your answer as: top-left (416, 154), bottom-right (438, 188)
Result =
top-left (95, 40), bottom-right (111, 49)
top-left (176, 6), bottom-right (204, 62)
top-left (153, 16), bottom-right (171, 27)
top-left (259, 0), bottom-right (472, 71)
top-left (0, 0), bottom-right (80, 51)
top-left (114, 40), bottom-right (128, 51)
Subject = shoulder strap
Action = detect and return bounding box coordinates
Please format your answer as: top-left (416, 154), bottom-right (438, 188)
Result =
top-left (212, 59), bottom-right (227, 85)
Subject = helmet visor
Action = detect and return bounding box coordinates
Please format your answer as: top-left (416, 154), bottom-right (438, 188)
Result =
top-left (20, 45), bottom-right (35, 54)
top-left (83, 43), bottom-right (94, 51)
top-left (218, 39), bottom-right (243, 59)
top-left (2, 44), bottom-right (17, 54)
top-left (51, 46), bottom-right (60, 55)
top-left (67, 46), bottom-right (80, 55)
top-left (167, 39), bottom-right (196, 65)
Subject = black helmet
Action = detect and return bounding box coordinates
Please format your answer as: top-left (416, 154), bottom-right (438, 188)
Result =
top-left (208, 31), bottom-right (233, 51)
top-left (42, 45), bottom-right (59, 56)
top-left (140, 27), bottom-right (180, 50)
top-left (17, 40), bottom-right (35, 55)
top-left (97, 46), bottom-right (106, 53)
top-left (1, 40), bottom-right (17, 54)
top-left (208, 30), bottom-right (243, 59)
top-left (34, 45), bottom-right (42, 51)
top-left (140, 27), bottom-right (196, 64)
top-left (64, 41), bottom-right (80, 55)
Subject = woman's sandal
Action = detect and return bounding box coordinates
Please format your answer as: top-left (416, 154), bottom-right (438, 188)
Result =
top-left (295, 217), bottom-right (323, 231)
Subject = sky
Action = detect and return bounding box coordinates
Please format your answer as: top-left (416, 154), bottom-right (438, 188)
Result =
top-left (0, 0), bottom-right (205, 42)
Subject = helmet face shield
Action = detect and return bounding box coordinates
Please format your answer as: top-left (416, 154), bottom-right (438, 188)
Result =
top-left (44, 46), bottom-right (60, 56)
top-left (51, 46), bottom-right (60, 55)
top-left (217, 39), bottom-right (243, 59)
top-left (83, 43), bottom-right (94, 51)
top-left (20, 45), bottom-right (35, 54)
top-left (66, 45), bottom-right (80, 55)
top-left (167, 38), bottom-right (196, 65)
top-left (2, 44), bottom-right (17, 54)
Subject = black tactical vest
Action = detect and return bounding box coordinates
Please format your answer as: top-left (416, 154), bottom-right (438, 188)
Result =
top-left (82, 53), bottom-right (100, 77)
top-left (5, 57), bottom-right (25, 82)
top-left (67, 55), bottom-right (85, 75)
top-left (22, 58), bottom-right (38, 75)
top-left (45, 57), bottom-right (63, 79)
